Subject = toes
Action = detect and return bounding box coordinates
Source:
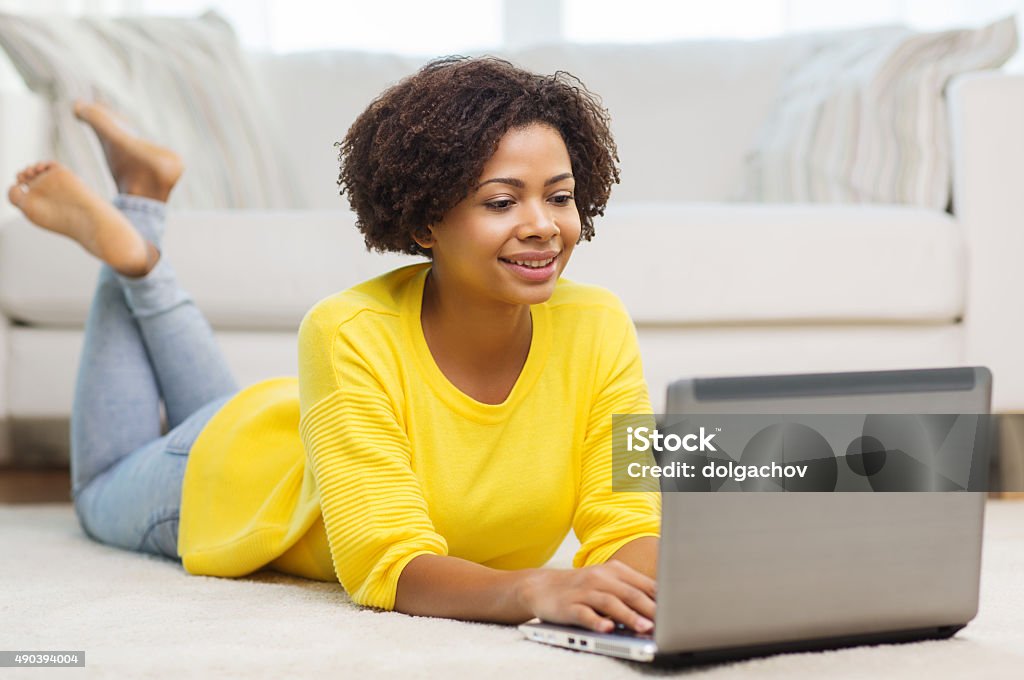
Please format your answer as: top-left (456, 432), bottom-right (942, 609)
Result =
top-left (22, 161), bottom-right (56, 181)
top-left (74, 101), bottom-right (112, 127)
top-left (12, 161), bottom-right (59, 194)
top-left (18, 167), bottom-right (37, 182)
top-left (73, 100), bottom-right (90, 121)
top-left (7, 183), bottom-right (27, 207)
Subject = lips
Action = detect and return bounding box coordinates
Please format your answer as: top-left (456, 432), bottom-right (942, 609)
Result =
top-left (499, 250), bottom-right (559, 264)
top-left (499, 251), bottom-right (560, 282)
top-left (502, 255), bottom-right (556, 268)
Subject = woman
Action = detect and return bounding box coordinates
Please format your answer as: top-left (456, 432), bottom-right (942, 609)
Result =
top-left (8, 56), bottom-right (660, 635)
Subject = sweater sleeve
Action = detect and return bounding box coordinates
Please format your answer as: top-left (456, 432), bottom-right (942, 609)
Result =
top-left (572, 301), bottom-right (661, 568)
top-left (297, 305), bottom-right (448, 610)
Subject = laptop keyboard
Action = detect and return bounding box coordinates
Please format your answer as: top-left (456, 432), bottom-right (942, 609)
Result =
top-left (611, 622), bottom-right (654, 640)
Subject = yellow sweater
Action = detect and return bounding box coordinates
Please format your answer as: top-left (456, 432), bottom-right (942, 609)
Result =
top-left (177, 263), bottom-right (660, 610)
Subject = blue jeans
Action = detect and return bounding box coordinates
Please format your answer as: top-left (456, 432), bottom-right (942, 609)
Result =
top-left (70, 195), bottom-right (239, 561)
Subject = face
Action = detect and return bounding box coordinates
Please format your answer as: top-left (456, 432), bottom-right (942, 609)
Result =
top-left (419, 123), bottom-right (582, 309)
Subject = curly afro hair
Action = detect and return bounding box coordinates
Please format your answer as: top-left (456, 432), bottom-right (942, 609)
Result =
top-left (336, 55), bottom-right (620, 256)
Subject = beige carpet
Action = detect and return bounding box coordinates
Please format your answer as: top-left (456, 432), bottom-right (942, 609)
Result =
top-left (2, 501), bottom-right (1023, 679)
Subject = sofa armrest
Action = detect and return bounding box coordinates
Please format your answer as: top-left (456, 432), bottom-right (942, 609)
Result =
top-left (948, 71), bottom-right (1024, 411)
top-left (0, 88), bottom-right (46, 444)
top-left (0, 310), bottom-right (8, 459)
top-left (0, 90), bottom-right (51, 223)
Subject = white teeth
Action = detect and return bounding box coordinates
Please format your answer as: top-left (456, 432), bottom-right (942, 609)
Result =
top-left (507, 256), bottom-right (555, 268)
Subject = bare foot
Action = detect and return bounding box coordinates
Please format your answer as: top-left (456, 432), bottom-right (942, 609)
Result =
top-left (73, 101), bottom-right (183, 202)
top-left (7, 161), bottom-right (159, 278)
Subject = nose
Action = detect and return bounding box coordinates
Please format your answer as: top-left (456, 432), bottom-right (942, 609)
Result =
top-left (516, 200), bottom-right (560, 241)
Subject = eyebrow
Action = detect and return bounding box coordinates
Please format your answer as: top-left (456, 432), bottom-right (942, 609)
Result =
top-left (474, 172), bottom-right (574, 191)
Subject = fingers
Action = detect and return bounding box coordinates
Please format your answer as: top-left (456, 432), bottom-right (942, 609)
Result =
top-left (584, 590), bottom-right (654, 634)
top-left (578, 561), bottom-right (657, 632)
top-left (603, 577), bottom-right (656, 623)
top-left (569, 603), bottom-right (616, 633)
top-left (529, 564), bottom-right (658, 635)
top-left (606, 559), bottom-right (657, 599)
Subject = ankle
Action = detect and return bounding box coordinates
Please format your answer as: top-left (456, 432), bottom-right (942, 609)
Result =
top-left (114, 240), bottom-right (161, 279)
top-left (117, 178), bottom-right (172, 203)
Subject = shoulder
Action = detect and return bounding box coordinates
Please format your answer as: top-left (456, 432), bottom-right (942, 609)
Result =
top-left (543, 279), bottom-right (645, 394)
top-left (542, 279), bottom-right (637, 360)
top-left (545, 277), bottom-right (632, 326)
top-left (299, 263), bottom-right (427, 341)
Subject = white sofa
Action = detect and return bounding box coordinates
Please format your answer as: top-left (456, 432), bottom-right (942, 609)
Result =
top-left (1, 38), bottom-right (1022, 465)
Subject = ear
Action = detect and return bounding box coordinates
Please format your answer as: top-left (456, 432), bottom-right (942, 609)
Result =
top-left (412, 225), bottom-right (436, 250)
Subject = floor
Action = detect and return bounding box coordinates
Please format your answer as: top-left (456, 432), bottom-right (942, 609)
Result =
top-left (4, 499), bottom-right (1023, 678)
top-left (0, 466), bottom-right (72, 503)
top-left (4, 462), bottom-right (1022, 677)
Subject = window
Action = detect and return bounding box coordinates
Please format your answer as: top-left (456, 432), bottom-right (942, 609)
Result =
top-left (134, 0), bottom-right (502, 55)
top-left (563, 0), bottom-right (1022, 44)
top-left (3, 0), bottom-right (1020, 67)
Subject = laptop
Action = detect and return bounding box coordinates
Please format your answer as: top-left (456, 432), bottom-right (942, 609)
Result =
top-left (520, 366), bottom-right (992, 664)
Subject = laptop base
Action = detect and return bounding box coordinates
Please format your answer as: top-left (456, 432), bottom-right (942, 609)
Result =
top-left (648, 624), bottom-right (966, 667)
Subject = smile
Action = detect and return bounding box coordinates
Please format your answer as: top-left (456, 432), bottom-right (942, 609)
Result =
top-left (502, 256), bottom-right (556, 268)
top-left (499, 252), bottom-right (561, 282)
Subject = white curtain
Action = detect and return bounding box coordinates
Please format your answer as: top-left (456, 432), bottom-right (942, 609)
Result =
top-left (564, 0), bottom-right (1022, 40)
top-left (564, 0), bottom-right (1022, 70)
top-left (0, 0), bottom-right (1020, 69)
top-left (0, 0), bottom-right (132, 12)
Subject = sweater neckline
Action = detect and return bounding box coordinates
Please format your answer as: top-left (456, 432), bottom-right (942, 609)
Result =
top-left (402, 265), bottom-right (551, 423)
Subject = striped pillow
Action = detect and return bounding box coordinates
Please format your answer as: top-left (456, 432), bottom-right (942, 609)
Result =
top-left (734, 16), bottom-right (1019, 210)
top-left (0, 11), bottom-right (301, 209)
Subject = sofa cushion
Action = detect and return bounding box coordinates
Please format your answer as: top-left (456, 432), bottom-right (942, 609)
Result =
top-left (251, 37), bottom-right (807, 209)
top-left (0, 203), bottom-right (962, 330)
top-left (571, 203), bottom-right (964, 324)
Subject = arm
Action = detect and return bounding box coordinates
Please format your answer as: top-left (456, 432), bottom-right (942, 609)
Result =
top-left (395, 553), bottom-right (656, 633)
top-left (394, 554), bottom-right (530, 623)
top-left (298, 306), bottom-right (448, 610)
top-left (572, 301), bottom-right (661, 570)
top-left (610, 536), bottom-right (659, 580)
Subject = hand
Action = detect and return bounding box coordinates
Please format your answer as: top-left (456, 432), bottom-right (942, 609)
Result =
top-left (517, 560), bottom-right (656, 634)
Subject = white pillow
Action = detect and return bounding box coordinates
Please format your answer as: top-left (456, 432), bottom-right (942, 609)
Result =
top-left (0, 10), bottom-right (301, 209)
top-left (734, 16), bottom-right (1019, 210)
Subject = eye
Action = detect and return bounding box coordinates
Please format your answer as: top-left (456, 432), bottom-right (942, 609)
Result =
top-left (485, 199), bottom-right (514, 211)
top-left (551, 194), bottom-right (575, 205)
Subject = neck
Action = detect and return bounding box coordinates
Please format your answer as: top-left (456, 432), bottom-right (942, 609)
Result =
top-left (420, 268), bottom-right (533, 364)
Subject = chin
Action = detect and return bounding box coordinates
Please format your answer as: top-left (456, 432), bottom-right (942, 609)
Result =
top-left (515, 281), bottom-right (559, 306)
